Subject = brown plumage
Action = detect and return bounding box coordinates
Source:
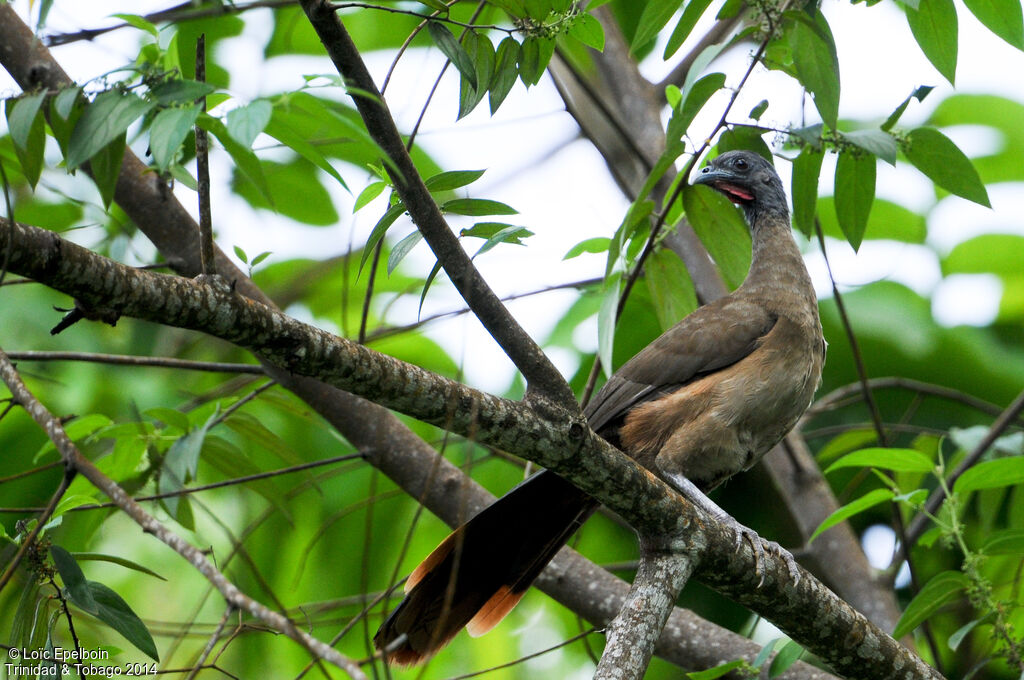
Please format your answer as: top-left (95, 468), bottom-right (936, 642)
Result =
top-left (374, 150), bottom-right (825, 665)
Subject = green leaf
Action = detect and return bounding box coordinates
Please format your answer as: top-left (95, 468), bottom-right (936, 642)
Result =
top-left (354, 181), bottom-right (387, 212)
top-left (809, 488), bottom-right (895, 542)
top-left (459, 31), bottom-right (494, 119)
top-left (598, 273), bottom-right (621, 377)
top-left (717, 126), bottom-right (772, 161)
top-left (982, 529), bottom-right (1024, 555)
top-left (360, 201), bottom-right (407, 273)
top-left (72, 553), bottom-right (166, 581)
top-left (67, 90), bottom-right (155, 170)
top-left (824, 447), bottom-right (935, 474)
top-left (149, 106), bottom-right (201, 171)
top-left (682, 184), bottom-right (752, 290)
top-left (51, 546), bottom-right (100, 614)
top-left (461, 221), bottom-right (533, 244)
top-left (686, 660), bottom-right (747, 679)
top-left (664, 0), bottom-right (715, 59)
top-left (568, 13), bottom-right (605, 50)
top-left (473, 225), bottom-right (532, 257)
top-left (768, 640), bottom-right (805, 677)
top-left (419, 260), bottom-right (444, 317)
top-left (789, 9), bottom-right (840, 129)
top-left (489, 37), bottom-right (520, 113)
top-left (387, 230), bottom-right (424, 275)
top-left (564, 236), bottom-right (611, 259)
top-left (790, 147), bottom-right (823, 238)
top-left (6, 92), bottom-right (46, 188)
top-left (962, 0), bottom-right (1024, 48)
top-left (441, 197), bottom-right (517, 216)
top-left (112, 13), bottom-right (160, 38)
top-left (89, 132), bottom-right (127, 209)
top-left (231, 157), bottom-right (337, 225)
top-left (518, 36), bottom-right (553, 87)
top-left (86, 581), bottom-right (159, 660)
top-left (906, 0), bottom-right (958, 85)
top-left (942, 234), bottom-right (1024, 277)
top-left (833, 151), bottom-right (876, 251)
top-left (892, 571), bottom-right (968, 638)
top-left (954, 457), bottom-right (1024, 493)
top-left (842, 129), bottom-right (898, 165)
top-left (633, 0), bottom-right (683, 51)
top-left (903, 127), bottom-right (990, 206)
top-left (948, 615), bottom-right (991, 651)
top-left (427, 21), bottom-right (477, 89)
top-left (263, 110), bottom-right (347, 191)
top-left (227, 100), bottom-right (273, 147)
top-left (149, 79), bottom-right (216, 106)
top-left (668, 72), bottom-right (725, 141)
top-left (816, 196), bottom-right (926, 244)
top-left (883, 85), bottom-right (934, 132)
top-left (201, 114), bottom-right (273, 207)
top-left (645, 248), bottom-right (697, 330)
top-left (749, 99), bottom-right (769, 121)
top-left (425, 168), bottom-right (486, 192)
top-left (753, 638), bottom-right (782, 669)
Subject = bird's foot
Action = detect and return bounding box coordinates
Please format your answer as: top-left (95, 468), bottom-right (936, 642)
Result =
top-left (729, 522), bottom-right (800, 587)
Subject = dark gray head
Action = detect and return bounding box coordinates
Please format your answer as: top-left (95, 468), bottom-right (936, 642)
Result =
top-left (692, 150), bottom-right (788, 224)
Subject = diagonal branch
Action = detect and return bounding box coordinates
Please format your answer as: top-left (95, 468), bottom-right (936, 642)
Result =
top-left (299, 0), bottom-right (575, 406)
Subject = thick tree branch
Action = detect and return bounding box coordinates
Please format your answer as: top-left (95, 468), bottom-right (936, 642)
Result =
top-left (298, 0), bottom-right (576, 406)
top-left (0, 348), bottom-right (367, 679)
top-left (0, 216), bottom-right (942, 680)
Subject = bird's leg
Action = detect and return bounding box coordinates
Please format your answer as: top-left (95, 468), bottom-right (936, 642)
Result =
top-left (660, 472), bottom-right (801, 586)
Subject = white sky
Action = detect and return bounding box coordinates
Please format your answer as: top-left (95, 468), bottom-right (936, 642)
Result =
top-left (2, 1), bottom-right (1023, 394)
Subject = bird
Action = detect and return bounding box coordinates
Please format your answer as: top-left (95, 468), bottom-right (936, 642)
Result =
top-left (373, 149), bottom-right (825, 666)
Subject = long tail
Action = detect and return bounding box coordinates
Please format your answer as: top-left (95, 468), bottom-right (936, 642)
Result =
top-left (373, 470), bottom-right (596, 666)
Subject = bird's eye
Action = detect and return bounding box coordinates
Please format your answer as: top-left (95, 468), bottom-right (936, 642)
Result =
top-left (734, 158), bottom-right (748, 169)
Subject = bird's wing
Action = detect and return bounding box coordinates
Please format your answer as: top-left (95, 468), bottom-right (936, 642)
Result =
top-left (584, 296), bottom-right (776, 432)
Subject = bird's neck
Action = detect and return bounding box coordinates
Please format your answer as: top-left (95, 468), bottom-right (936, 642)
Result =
top-left (742, 210), bottom-right (817, 316)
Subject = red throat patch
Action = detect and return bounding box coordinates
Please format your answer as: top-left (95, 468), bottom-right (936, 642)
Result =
top-left (714, 181), bottom-right (754, 202)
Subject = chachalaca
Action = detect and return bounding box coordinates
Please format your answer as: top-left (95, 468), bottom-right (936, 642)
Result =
top-left (373, 150), bottom-right (825, 666)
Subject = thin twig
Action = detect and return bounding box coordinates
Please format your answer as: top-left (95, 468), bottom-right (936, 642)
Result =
top-left (5, 351), bottom-right (264, 373)
top-left (195, 34), bottom-right (215, 277)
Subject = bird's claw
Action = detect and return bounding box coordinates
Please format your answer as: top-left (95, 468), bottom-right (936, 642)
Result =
top-left (733, 526), bottom-right (801, 587)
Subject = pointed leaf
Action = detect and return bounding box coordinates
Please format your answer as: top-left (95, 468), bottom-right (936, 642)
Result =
top-left (833, 151), bottom-right (876, 251)
top-left (86, 581), bottom-right (159, 660)
top-left (89, 133), bottom-right (127, 209)
top-left (904, 127), bottom-right (990, 206)
top-left (564, 237), bottom-right (611, 260)
top-left (441, 197), bottom-right (517, 216)
top-left (67, 90), bottom-right (155, 169)
top-left (427, 21), bottom-right (477, 88)
top-left (882, 85), bottom-right (934, 132)
top-left (982, 529), bottom-right (1024, 555)
top-left (459, 31), bottom-right (494, 119)
top-left (489, 37), bottom-right (520, 113)
top-left (824, 447), bottom-right (934, 474)
top-left (200, 114), bottom-right (273, 208)
top-left (51, 545), bottom-right (99, 615)
top-left (962, 0), bottom-right (1024, 48)
top-left (954, 456), bottom-right (1024, 493)
top-left (360, 201), bottom-right (407, 273)
top-left (598, 273), bottom-right (621, 377)
top-left (790, 10), bottom-right (840, 129)
top-left (6, 92), bottom-right (46, 188)
top-left (227, 100), bottom-right (273, 147)
top-left (842, 129), bottom-right (898, 165)
top-left (810, 488), bottom-right (894, 542)
top-left (72, 553), bottom-right (166, 581)
top-left (150, 79), bottom-right (216, 106)
top-left (425, 169), bottom-right (486, 192)
top-left (568, 13), bottom-right (604, 50)
top-left (461, 221), bottom-right (533, 244)
top-left (906, 0), bottom-right (958, 85)
top-left (387, 230), bottom-right (424, 275)
top-left (354, 181), bottom-right (387, 212)
top-left (791, 147), bottom-right (823, 237)
top-left (664, 0), bottom-right (715, 59)
top-left (149, 106), bottom-right (201, 171)
top-left (633, 0), bottom-right (683, 51)
top-left (668, 72), bottom-right (725, 141)
top-left (682, 184), bottom-right (752, 290)
top-left (473, 225), bottom-right (532, 257)
top-left (892, 571), bottom-right (968, 638)
top-left (646, 248), bottom-right (697, 330)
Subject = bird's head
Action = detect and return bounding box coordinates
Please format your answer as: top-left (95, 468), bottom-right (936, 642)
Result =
top-left (692, 150), bottom-right (788, 222)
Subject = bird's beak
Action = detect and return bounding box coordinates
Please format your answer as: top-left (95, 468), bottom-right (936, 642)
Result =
top-left (692, 167), bottom-right (754, 202)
